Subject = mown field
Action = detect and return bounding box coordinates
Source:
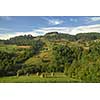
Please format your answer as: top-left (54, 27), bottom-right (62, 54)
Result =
top-left (0, 44), bottom-right (17, 53)
top-left (0, 73), bottom-right (82, 83)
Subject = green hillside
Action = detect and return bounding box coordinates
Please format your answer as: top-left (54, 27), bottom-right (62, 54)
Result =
top-left (1, 32), bottom-right (100, 82)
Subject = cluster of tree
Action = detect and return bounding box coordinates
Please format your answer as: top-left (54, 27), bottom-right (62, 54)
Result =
top-left (0, 39), bottom-right (44, 77)
top-left (0, 40), bottom-right (5, 44)
top-left (44, 32), bottom-right (100, 42)
top-left (76, 32), bottom-right (100, 41)
top-left (16, 63), bottom-right (63, 76)
top-left (0, 51), bottom-right (18, 76)
top-left (44, 32), bottom-right (76, 41)
top-left (1, 32), bottom-right (100, 44)
top-left (52, 42), bottom-right (100, 82)
top-left (4, 35), bottom-right (35, 45)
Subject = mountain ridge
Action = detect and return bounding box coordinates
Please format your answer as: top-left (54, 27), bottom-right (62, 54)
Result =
top-left (1, 32), bottom-right (100, 45)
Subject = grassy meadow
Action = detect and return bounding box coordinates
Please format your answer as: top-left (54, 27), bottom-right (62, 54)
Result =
top-left (0, 73), bottom-right (82, 83)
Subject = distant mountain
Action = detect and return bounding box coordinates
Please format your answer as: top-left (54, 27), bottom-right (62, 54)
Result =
top-left (44, 32), bottom-right (76, 41)
top-left (1, 32), bottom-right (100, 45)
top-left (76, 32), bottom-right (100, 41)
top-left (4, 34), bottom-right (35, 45)
top-left (44, 32), bottom-right (100, 41)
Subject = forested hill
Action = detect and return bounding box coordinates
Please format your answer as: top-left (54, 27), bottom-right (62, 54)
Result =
top-left (1, 32), bottom-right (100, 44)
top-left (3, 34), bottom-right (35, 45)
top-left (44, 32), bottom-right (100, 41)
top-left (1, 32), bottom-right (100, 82)
top-left (76, 32), bottom-right (100, 41)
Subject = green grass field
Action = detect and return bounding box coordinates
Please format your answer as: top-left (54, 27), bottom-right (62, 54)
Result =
top-left (0, 44), bottom-right (17, 53)
top-left (0, 73), bottom-right (82, 83)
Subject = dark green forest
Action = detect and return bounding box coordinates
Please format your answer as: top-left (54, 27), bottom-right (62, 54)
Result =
top-left (1, 32), bottom-right (100, 82)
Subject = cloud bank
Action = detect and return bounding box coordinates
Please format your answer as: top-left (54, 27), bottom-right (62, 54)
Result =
top-left (89, 17), bottom-right (100, 22)
top-left (1, 24), bottom-right (100, 40)
top-left (33, 24), bottom-right (100, 35)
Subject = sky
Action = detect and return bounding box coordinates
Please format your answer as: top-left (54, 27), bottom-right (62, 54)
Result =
top-left (1, 16), bottom-right (100, 39)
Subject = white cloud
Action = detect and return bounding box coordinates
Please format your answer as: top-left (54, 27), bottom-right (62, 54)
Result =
top-left (33, 27), bottom-right (72, 35)
top-left (1, 24), bottom-right (100, 40)
top-left (33, 24), bottom-right (100, 35)
top-left (69, 24), bottom-right (100, 35)
top-left (48, 19), bottom-right (63, 25)
top-left (42, 17), bottom-right (64, 25)
top-left (86, 17), bottom-right (100, 23)
top-left (90, 17), bottom-right (100, 22)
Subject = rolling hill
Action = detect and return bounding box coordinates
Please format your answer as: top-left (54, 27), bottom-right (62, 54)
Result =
top-left (1, 32), bottom-right (100, 82)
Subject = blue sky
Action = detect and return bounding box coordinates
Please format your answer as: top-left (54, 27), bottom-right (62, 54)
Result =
top-left (1, 16), bottom-right (100, 39)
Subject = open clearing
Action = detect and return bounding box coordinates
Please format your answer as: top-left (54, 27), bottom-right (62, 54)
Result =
top-left (0, 73), bottom-right (82, 83)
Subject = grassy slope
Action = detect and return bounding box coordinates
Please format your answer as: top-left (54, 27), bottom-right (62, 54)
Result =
top-left (25, 40), bottom-right (54, 66)
top-left (0, 73), bottom-right (82, 83)
top-left (25, 50), bottom-right (53, 65)
top-left (25, 40), bottom-right (87, 66)
top-left (0, 40), bottom-right (90, 83)
top-left (0, 44), bottom-right (17, 53)
top-left (0, 40), bottom-right (87, 66)
top-left (0, 44), bottom-right (31, 53)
